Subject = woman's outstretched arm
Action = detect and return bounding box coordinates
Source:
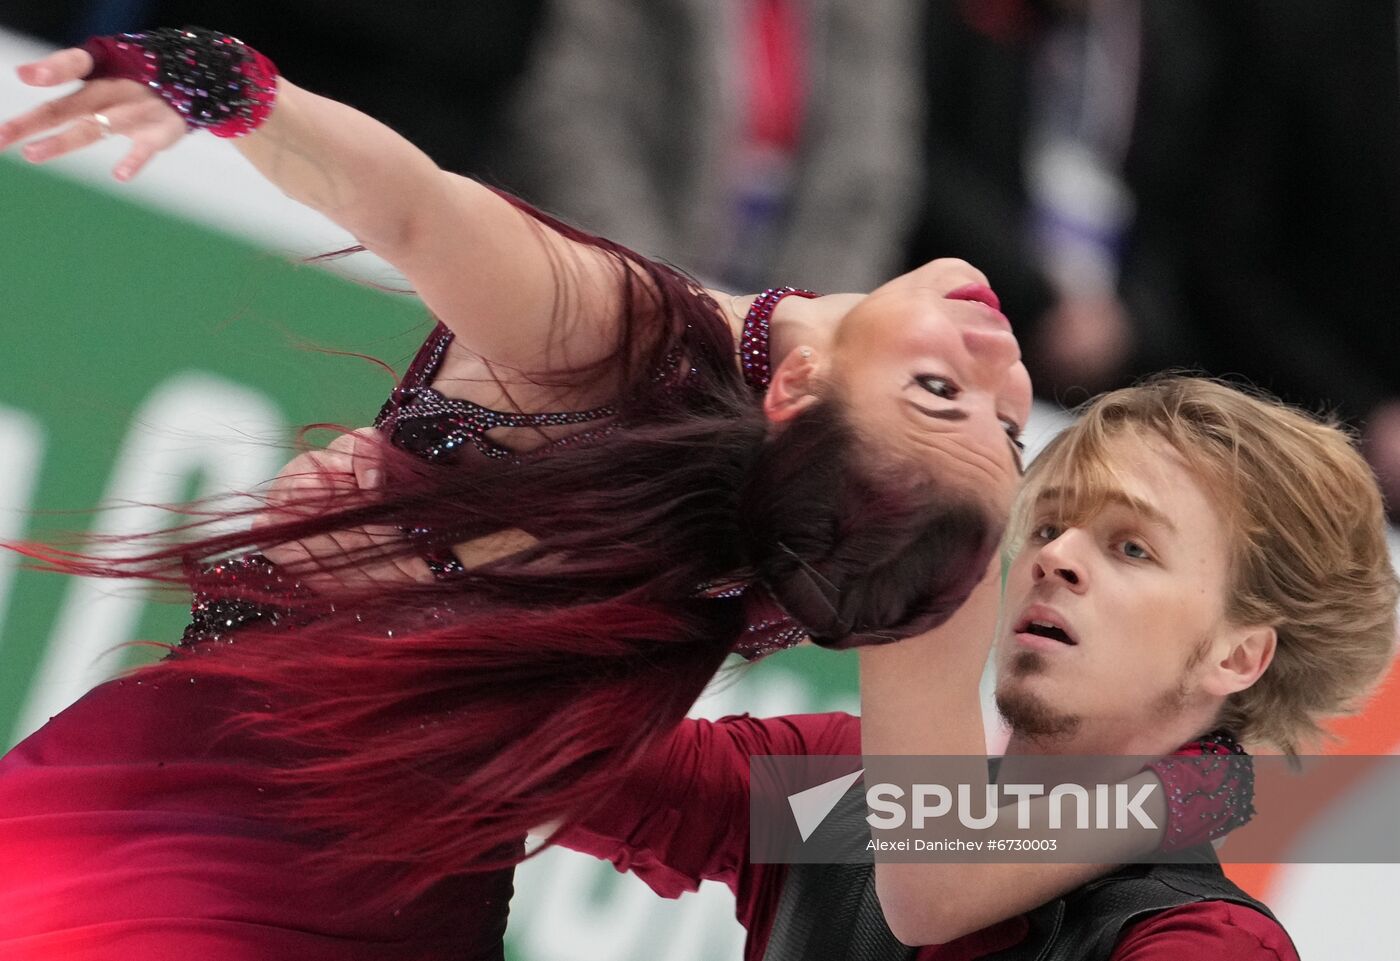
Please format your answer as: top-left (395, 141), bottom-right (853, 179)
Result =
top-left (231, 79), bottom-right (634, 373)
top-left (0, 43), bottom-right (642, 374)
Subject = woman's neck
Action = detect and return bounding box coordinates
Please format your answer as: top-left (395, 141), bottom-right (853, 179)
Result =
top-left (726, 291), bottom-right (857, 373)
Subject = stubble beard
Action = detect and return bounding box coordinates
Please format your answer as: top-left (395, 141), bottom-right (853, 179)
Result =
top-left (995, 650), bottom-right (1082, 743)
top-left (997, 638), bottom-right (1209, 746)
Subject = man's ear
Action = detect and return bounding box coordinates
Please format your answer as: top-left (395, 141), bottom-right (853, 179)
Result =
top-left (763, 347), bottom-right (824, 424)
top-left (1200, 624), bottom-right (1277, 697)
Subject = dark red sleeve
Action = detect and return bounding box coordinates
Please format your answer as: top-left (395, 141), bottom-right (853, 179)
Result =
top-left (1109, 901), bottom-right (1298, 961)
top-left (553, 712), bottom-right (861, 904)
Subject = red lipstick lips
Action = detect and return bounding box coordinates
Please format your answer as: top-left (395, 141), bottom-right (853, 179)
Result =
top-left (944, 283), bottom-right (1010, 330)
top-left (944, 283), bottom-right (1002, 311)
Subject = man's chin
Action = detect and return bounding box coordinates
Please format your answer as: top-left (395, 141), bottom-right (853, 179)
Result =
top-left (995, 683), bottom-right (1081, 742)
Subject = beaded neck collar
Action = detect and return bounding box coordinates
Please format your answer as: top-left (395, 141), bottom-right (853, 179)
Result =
top-left (1191, 729), bottom-right (1248, 755)
top-left (739, 287), bottom-right (819, 391)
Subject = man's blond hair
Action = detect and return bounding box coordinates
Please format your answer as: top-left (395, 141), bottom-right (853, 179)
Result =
top-left (1012, 376), bottom-right (1398, 756)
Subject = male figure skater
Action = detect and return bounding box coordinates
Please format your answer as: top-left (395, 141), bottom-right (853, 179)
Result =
top-left (556, 378), bottom-right (1396, 960)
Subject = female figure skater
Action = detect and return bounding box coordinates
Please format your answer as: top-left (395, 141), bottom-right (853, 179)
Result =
top-left (0, 28), bottom-right (1030, 961)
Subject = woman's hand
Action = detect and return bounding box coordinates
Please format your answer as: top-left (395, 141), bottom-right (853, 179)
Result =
top-left (0, 47), bottom-right (185, 181)
top-left (255, 428), bottom-right (432, 591)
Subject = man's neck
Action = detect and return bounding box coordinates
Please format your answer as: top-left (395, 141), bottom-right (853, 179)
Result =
top-left (998, 716), bottom-right (1217, 784)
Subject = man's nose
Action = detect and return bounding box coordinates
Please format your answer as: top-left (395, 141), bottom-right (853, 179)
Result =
top-left (1031, 531), bottom-right (1089, 591)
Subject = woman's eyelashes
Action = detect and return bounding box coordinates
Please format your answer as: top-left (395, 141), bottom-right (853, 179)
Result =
top-left (998, 419), bottom-right (1025, 473)
top-left (914, 374), bottom-right (960, 399)
top-left (911, 374), bottom-right (1023, 469)
top-left (915, 374), bottom-right (1023, 447)
top-left (1001, 419), bottom-right (1025, 451)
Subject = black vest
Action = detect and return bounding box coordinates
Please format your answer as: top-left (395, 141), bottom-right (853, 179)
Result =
top-left (761, 788), bottom-right (1287, 961)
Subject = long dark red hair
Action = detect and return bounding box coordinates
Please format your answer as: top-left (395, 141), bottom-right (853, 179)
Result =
top-left (16, 193), bottom-right (997, 904)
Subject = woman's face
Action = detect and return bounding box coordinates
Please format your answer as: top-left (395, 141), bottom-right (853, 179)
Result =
top-left (828, 259), bottom-right (1033, 513)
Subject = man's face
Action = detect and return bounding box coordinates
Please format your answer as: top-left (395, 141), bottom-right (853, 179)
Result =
top-left (994, 433), bottom-right (1237, 747)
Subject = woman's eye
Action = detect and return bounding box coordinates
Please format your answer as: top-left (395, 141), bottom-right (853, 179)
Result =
top-left (1001, 419), bottom-right (1026, 452)
top-left (1031, 523), bottom-right (1060, 542)
top-left (915, 375), bottom-right (960, 399)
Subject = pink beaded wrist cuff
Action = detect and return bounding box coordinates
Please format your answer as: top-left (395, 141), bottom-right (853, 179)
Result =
top-left (84, 27), bottom-right (278, 138)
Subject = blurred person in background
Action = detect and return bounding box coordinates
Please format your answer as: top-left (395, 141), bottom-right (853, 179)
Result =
top-left (907, 0), bottom-right (1232, 401)
top-left (501, 0), bottom-right (924, 292)
top-left (1188, 0), bottom-right (1400, 519)
top-left (0, 0), bottom-right (927, 294)
top-left (0, 0), bottom-right (547, 177)
top-left (0, 0), bottom-right (93, 44)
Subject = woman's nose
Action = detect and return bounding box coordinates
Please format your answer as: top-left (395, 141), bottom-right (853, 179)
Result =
top-left (932, 258), bottom-right (991, 285)
top-left (962, 326), bottom-right (1022, 371)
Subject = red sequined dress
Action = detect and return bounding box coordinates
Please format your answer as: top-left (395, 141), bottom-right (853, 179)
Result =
top-left (0, 290), bottom-right (814, 961)
top-left (0, 323), bottom-right (566, 961)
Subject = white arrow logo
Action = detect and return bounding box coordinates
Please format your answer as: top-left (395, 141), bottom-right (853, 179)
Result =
top-left (787, 769), bottom-right (864, 842)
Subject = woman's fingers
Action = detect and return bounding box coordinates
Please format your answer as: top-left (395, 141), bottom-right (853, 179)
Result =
top-left (0, 83), bottom-right (107, 150)
top-left (9, 88), bottom-right (184, 177)
top-left (18, 110), bottom-right (108, 163)
top-left (344, 427), bottom-right (387, 493)
top-left (1, 66), bottom-right (180, 181)
top-left (322, 430), bottom-right (434, 583)
top-left (115, 140), bottom-right (157, 182)
top-left (318, 428), bottom-right (387, 494)
top-left (16, 48), bottom-right (96, 87)
top-left (103, 96), bottom-right (184, 135)
top-left (263, 450), bottom-right (355, 515)
top-left (257, 431), bottom-right (432, 589)
top-left (109, 99), bottom-right (185, 177)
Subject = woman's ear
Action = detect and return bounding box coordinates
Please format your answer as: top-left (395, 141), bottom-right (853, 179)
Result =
top-left (763, 347), bottom-right (824, 424)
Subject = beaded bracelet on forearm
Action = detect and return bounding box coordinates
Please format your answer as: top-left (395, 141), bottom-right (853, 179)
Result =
top-left (83, 27), bottom-right (278, 138)
top-left (1148, 729), bottom-right (1257, 853)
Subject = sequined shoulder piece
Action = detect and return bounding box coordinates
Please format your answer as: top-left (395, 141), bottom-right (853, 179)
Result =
top-left (401, 321), bottom-right (455, 389)
top-left (375, 322), bottom-right (621, 460)
top-left (375, 385), bottom-right (619, 462)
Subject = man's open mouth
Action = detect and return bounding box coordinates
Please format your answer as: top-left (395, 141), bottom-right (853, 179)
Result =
top-left (1014, 613), bottom-right (1078, 646)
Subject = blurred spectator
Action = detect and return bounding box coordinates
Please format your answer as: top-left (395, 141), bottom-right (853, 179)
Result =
top-left (0, 1), bottom-right (547, 177)
top-left (1189, 0), bottom-right (1400, 517)
top-left (3, 0), bottom-right (925, 293)
top-left (0, 0), bottom-right (88, 43)
top-left (908, 0), bottom-right (1233, 401)
top-left (499, 0), bottom-right (924, 291)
